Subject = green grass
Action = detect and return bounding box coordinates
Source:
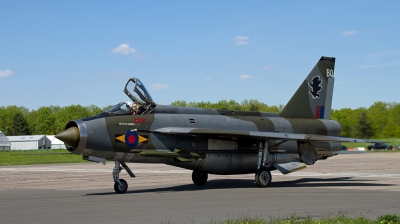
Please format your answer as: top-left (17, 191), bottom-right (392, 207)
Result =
top-left (0, 149), bottom-right (86, 166)
top-left (202, 213), bottom-right (400, 224)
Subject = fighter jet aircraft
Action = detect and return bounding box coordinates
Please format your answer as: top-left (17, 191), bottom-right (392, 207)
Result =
top-left (56, 56), bottom-right (368, 194)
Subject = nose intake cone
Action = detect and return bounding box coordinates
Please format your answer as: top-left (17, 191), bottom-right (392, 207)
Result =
top-left (55, 127), bottom-right (80, 147)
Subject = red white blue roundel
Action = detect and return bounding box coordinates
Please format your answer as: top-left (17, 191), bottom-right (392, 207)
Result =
top-left (125, 130), bottom-right (139, 148)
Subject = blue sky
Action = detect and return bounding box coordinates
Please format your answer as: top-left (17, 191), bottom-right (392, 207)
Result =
top-left (1, 0), bottom-right (399, 111)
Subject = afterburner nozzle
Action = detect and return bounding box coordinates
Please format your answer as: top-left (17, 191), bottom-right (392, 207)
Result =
top-left (55, 127), bottom-right (80, 147)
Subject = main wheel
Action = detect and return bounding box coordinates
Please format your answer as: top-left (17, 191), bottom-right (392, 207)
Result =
top-left (255, 169), bottom-right (272, 187)
top-left (114, 179), bottom-right (128, 194)
top-left (192, 170), bottom-right (208, 186)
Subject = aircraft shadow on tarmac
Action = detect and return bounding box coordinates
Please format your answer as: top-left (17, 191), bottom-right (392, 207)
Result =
top-left (86, 176), bottom-right (393, 196)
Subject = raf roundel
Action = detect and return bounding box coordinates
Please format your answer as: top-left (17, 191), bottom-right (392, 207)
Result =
top-left (125, 130), bottom-right (139, 148)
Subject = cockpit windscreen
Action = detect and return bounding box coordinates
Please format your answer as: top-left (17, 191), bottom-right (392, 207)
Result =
top-left (101, 102), bottom-right (131, 115)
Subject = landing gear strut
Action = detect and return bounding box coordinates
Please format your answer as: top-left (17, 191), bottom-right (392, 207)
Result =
top-left (112, 161), bottom-right (135, 194)
top-left (192, 170), bottom-right (208, 186)
top-left (255, 141), bottom-right (272, 187)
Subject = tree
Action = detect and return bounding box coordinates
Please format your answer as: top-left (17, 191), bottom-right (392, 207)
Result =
top-left (170, 100), bottom-right (188, 107)
top-left (170, 99), bottom-right (283, 113)
top-left (188, 101), bottom-right (211, 109)
top-left (382, 103), bottom-right (400, 138)
top-left (213, 100), bottom-right (241, 110)
top-left (241, 99), bottom-right (262, 111)
top-left (86, 105), bottom-right (103, 116)
top-left (33, 107), bottom-right (56, 134)
top-left (331, 108), bottom-right (357, 137)
top-left (368, 101), bottom-right (388, 138)
top-left (0, 106), bottom-right (29, 135)
top-left (53, 104), bottom-right (91, 133)
top-left (26, 109), bottom-right (39, 135)
top-left (358, 112), bottom-right (374, 139)
top-left (7, 112), bottom-right (30, 136)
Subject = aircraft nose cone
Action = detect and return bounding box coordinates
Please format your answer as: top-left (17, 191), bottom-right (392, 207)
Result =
top-left (55, 127), bottom-right (80, 147)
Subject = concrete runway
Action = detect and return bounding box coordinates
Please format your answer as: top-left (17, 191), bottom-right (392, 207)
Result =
top-left (1, 153), bottom-right (400, 224)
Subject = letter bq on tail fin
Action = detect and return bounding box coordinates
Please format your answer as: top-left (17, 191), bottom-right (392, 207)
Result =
top-left (280, 56), bottom-right (335, 119)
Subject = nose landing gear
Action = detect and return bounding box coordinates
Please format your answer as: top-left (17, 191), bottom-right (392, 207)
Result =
top-left (113, 161), bottom-right (135, 194)
top-left (114, 179), bottom-right (128, 194)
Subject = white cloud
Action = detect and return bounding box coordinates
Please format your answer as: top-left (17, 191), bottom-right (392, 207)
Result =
top-left (0, 69), bottom-right (13, 77)
top-left (239, 74), bottom-right (252, 79)
top-left (149, 83), bottom-right (169, 90)
top-left (111, 44), bottom-right (137, 55)
top-left (262, 66), bottom-right (273, 71)
top-left (342, 30), bottom-right (357, 37)
top-left (110, 43), bottom-right (145, 58)
top-left (234, 36), bottom-right (249, 46)
top-left (205, 77), bottom-right (211, 81)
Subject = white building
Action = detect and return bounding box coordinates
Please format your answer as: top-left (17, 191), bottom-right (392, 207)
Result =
top-left (46, 135), bottom-right (66, 149)
top-left (7, 135), bottom-right (51, 150)
top-left (0, 131), bottom-right (11, 150)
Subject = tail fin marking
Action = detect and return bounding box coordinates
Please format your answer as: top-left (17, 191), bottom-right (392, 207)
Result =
top-left (279, 56), bottom-right (335, 119)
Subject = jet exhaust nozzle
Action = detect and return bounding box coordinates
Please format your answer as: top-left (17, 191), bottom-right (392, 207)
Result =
top-left (55, 126), bottom-right (80, 148)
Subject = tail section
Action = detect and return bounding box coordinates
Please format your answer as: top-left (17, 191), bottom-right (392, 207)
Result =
top-left (280, 56), bottom-right (335, 119)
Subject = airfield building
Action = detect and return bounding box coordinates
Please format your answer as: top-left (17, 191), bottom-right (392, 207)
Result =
top-left (0, 131), bottom-right (11, 150)
top-left (46, 135), bottom-right (67, 149)
top-left (7, 135), bottom-right (51, 150)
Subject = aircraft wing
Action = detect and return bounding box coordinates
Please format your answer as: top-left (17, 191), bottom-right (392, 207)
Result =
top-left (142, 127), bottom-right (370, 143)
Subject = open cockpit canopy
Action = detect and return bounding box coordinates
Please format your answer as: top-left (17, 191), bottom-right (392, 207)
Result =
top-left (124, 77), bottom-right (155, 106)
top-left (100, 78), bottom-right (156, 116)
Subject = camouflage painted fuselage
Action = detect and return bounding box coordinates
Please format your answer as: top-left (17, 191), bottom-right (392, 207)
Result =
top-left (66, 105), bottom-right (341, 175)
top-left (58, 56), bottom-right (359, 176)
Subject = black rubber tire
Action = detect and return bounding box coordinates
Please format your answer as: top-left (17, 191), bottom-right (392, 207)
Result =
top-left (255, 169), bottom-right (272, 188)
top-left (192, 170), bottom-right (208, 186)
top-left (114, 179), bottom-right (128, 194)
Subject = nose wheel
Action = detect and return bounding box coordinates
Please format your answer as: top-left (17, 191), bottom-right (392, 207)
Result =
top-left (114, 179), bottom-right (128, 194)
top-left (112, 161), bottom-right (135, 194)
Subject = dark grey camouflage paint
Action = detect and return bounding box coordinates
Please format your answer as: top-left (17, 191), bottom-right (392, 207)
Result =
top-left (61, 57), bottom-right (367, 175)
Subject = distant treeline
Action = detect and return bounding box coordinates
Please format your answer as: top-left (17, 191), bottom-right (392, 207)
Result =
top-left (170, 99), bottom-right (284, 113)
top-left (1, 100), bottom-right (399, 139)
top-left (0, 105), bottom-right (111, 136)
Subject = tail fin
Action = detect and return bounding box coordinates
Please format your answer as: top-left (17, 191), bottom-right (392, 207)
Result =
top-left (279, 56), bottom-right (335, 119)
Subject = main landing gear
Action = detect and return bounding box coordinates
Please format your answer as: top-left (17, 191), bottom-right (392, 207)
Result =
top-left (113, 161), bottom-right (136, 194)
top-left (255, 168), bottom-right (272, 187)
top-left (192, 170), bottom-right (208, 186)
top-left (191, 141), bottom-right (273, 188)
top-left (255, 141), bottom-right (272, 187)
